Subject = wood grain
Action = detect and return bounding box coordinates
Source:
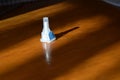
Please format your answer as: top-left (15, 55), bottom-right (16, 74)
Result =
top-left (0, 0), bottom-right (120, 80)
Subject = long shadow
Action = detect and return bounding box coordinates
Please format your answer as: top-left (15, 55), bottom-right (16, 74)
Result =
top-left (1, 15), bottom-right (120, 80)
top-left (55, 27), bottom-right (79, 39)
top-left (1, 0), bottom-right (120, 51)
top-left (0, 0), bottom-right (120, 50)
top-left (0, 0), bottom-right (64, 20)
top-left (0, 0), bottom-right (120, 79)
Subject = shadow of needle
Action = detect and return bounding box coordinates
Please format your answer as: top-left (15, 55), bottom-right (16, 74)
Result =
top-left (42, 27), bottom-right (79, 64)
top-left (55, 27), bottom-right (79, 39)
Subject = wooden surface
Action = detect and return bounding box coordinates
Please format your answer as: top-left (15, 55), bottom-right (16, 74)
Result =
top-left (0, 0), bottom-right (120, 80)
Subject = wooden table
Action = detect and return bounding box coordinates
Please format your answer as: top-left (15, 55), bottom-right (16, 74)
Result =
top-left (0, 0), bottom-right (120, 80)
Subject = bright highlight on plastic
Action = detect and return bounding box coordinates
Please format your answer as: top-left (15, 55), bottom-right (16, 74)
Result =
top-left (40, 17), bottom-right (56, 43)
top-left (40, 17), bottom-right (56, 64)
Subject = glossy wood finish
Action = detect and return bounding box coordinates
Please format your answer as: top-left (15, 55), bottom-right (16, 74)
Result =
top-left (0, 0), bottom-right (120, 80)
